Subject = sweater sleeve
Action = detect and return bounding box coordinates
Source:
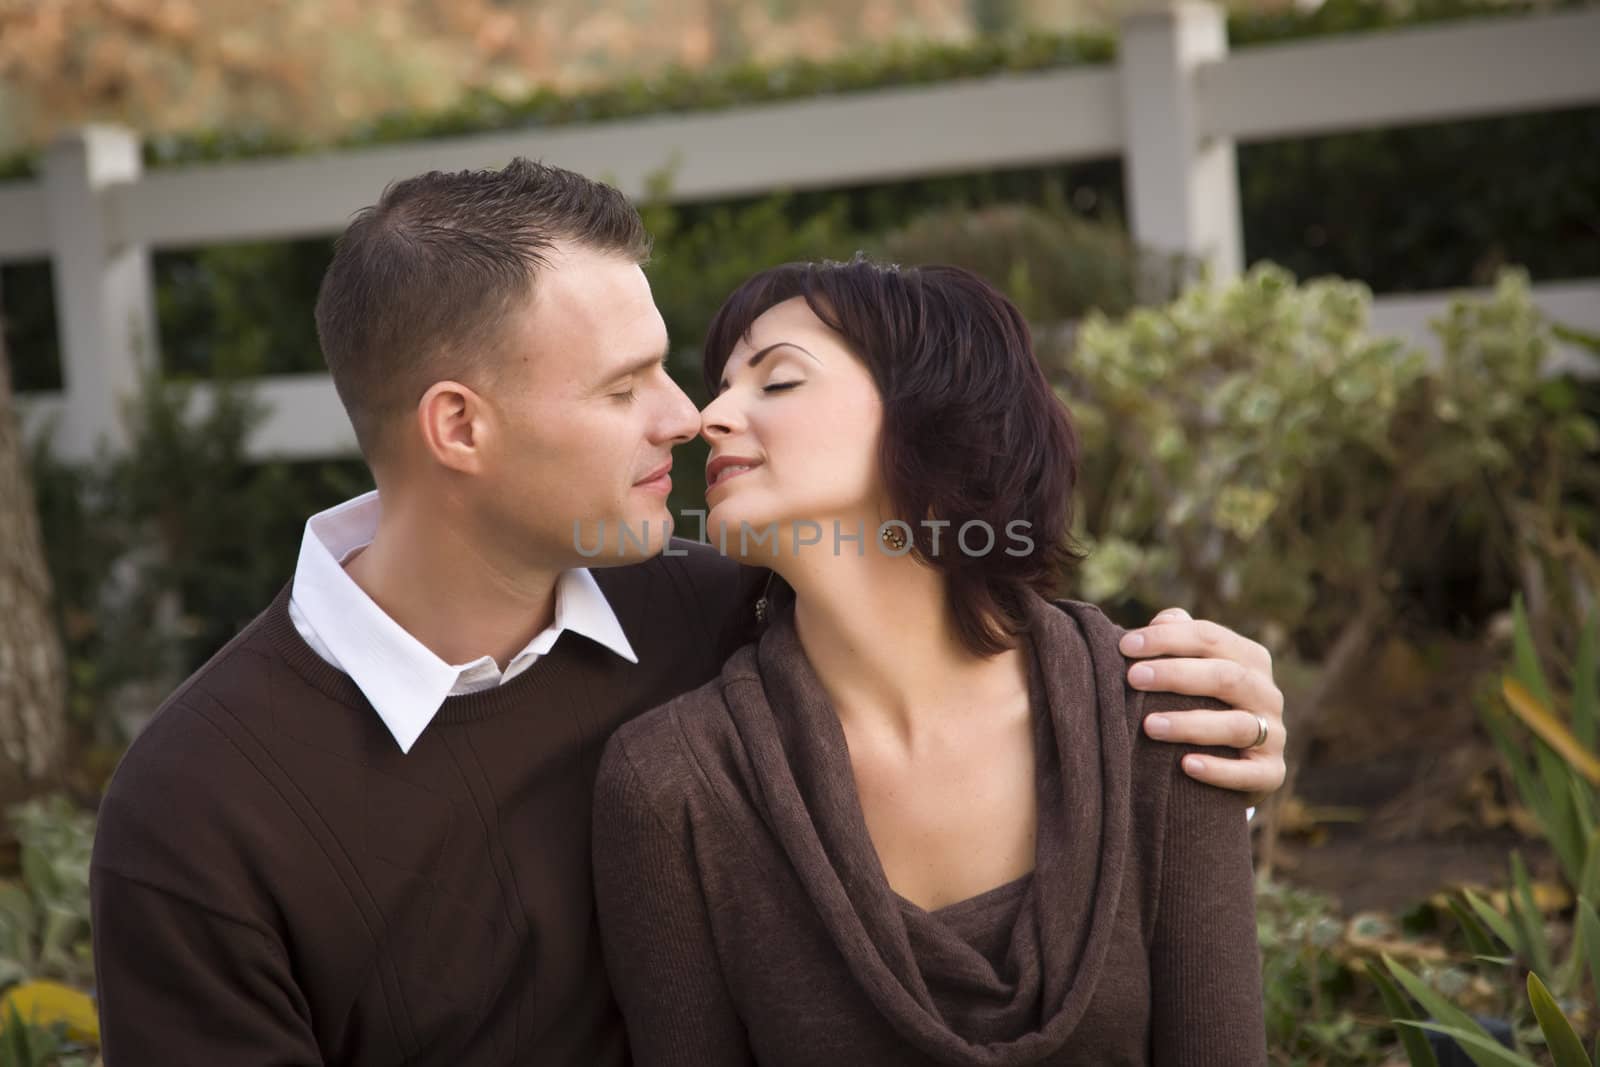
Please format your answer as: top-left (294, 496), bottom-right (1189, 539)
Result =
top-left (91, 851), bottom-right (322, 1065)
top-left (1146, 705), bottom-right (1268, 1066)
top-left (592, 734), bottom-right (755, 1067)
top-left (89, 698), bottom-right (326, 1067)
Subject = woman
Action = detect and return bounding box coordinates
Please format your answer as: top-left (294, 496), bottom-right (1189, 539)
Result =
top-left (592, 258), bottom-right (1266, 1065)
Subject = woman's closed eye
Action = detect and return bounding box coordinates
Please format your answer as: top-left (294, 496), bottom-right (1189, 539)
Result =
top-left (763, 380), bottom-right (802, 394)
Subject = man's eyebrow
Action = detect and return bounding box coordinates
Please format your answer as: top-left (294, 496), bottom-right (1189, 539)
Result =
top-left (599, 344), bottom-right (671, 387)
top-left (718, 342), bottom-right (819, 393)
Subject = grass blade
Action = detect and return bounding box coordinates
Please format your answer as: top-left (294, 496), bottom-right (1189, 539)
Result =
top-left (1527, 971), bottom-right (1593, 1067)
top-left (1449, 897), bottom-right (1504, 959)
top-left (1573, 610), bottom-right (1597, 751)
top-left (1578, 835), bottom-right (1600, 935)
top-left (1510, 852), bottom-right (1554, 977)
top-left (1510, 595), bottom-right (1554, 707)
top-left (1368, 961), bottom-right (1441, 1067)
top-left (1464, 888), bottom-right (1521, 954)
top-left (1573, 778), bottom-right (1596, 846)
top-left (1484, 709), bottom-right (1557, 854)
top-left (1385, 955), bottom-right (1496, 1041)
top-left (1503, 676), bottom-right (1593, 885)
top-left (1503, 677), bottom-right (1600, 786)
top-left (1399, 1021), bottom-right (1537, 1067)
top-left (3, 1005), bottom-right (30, 1067)
top-left (1579, 897), bottom-right (1600, 999)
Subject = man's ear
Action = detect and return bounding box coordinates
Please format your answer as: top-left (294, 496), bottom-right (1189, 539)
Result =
top-left (416, 380), bottom-right (491, 474)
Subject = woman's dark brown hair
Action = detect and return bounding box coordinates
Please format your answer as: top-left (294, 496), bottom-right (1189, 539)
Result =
top-left (703, 256), bottom-right (1082, 656)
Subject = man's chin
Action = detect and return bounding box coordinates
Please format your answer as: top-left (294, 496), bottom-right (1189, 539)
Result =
top-left (569, 509), bottom-right (675, 565)
top-left (624, 508), bottom-right (674, 559)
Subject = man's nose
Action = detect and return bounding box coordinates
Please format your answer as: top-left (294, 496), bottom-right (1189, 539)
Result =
top-left (656, 379), bottom-right (701, 445)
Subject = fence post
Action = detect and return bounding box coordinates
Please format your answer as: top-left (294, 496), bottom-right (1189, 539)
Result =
top-left (42, 125), bottom-right (157, 459)
top-left (1119, 2), bottom-right (1243, 291)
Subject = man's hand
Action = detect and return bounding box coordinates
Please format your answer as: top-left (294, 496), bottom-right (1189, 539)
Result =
top-left (1118, 607), bottom-right (1286, 801)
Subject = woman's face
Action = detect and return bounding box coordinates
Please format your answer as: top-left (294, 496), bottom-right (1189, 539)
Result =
top-left (700, 297), bottom-right (886, 558)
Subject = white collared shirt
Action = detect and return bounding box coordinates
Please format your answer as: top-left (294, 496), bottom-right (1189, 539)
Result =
top-left (287, 491), bottom-right (637, 753)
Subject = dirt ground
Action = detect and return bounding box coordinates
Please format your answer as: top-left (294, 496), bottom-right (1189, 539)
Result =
top-left (1267, 630), bottom-right (1555, 914)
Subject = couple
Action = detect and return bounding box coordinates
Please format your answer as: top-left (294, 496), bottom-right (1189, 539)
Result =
top-left (89, 158), bottom-right (1277, 1065)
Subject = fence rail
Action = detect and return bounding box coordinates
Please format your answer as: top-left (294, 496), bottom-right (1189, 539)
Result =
top-left (13, 278), bottom-right (1597, 462)
top-left (4, 3), bottom-right (1599, 460)
top-left (1198, 6), bottom-right (1600, 141)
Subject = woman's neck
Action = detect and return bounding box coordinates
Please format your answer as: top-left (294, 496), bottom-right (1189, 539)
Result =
top-left (778, 544), bottom-right (1025, 748)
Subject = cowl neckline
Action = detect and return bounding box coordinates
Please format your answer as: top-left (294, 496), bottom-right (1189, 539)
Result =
top-left (717, 593), bottom-right (1134, 1066)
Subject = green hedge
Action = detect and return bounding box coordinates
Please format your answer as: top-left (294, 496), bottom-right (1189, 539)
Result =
top-left (0, 0), bottom-right (1581, 176)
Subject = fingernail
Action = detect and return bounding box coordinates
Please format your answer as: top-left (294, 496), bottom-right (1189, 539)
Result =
top-left (1129, 664), bottom-right (1155, 686)
top-left (1184, 755), bottom-right (1205, 774)
top-left (1146, 715), bottom-right (1170, 738)
top-left (1121, 632), bottom-right (1145, 654)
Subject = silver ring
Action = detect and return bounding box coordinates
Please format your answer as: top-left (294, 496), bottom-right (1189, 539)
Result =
top-left (1249, 713), bottom-right (1270, 750)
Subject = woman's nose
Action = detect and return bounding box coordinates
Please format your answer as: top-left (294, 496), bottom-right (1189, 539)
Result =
top-left (699, 393), bottom-right (740, 438)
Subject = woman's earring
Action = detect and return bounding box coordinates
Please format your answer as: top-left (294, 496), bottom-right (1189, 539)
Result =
top-left (754, 572), bottom-right (776, 625)
top-left (880, 525), bottom-right (908, 551)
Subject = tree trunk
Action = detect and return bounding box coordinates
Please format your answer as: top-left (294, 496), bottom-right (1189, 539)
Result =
top-left (0, 286), bottom-right (68, 793)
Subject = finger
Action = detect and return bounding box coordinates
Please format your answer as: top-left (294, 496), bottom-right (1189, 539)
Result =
top-left (1144, 709), bottom-right (1281, 752)
top-left (1180, 750), bottom-right (1286, 795)
top-left (1127, 658), bottom-right (1284, 722)
top-left (1147, 607), bottom-right (1192, 625)
top-left (1121, 618), bottom-right (1272, 675)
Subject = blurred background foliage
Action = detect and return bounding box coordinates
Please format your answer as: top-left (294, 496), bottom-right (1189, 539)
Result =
top-left (6, 0), bottom-right (1597, 391)
top-left (2, 0), bottom-right (1599, 1060)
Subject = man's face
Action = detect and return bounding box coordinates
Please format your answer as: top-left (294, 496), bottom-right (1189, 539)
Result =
top-left (478, 244), bottom-right (698, 566)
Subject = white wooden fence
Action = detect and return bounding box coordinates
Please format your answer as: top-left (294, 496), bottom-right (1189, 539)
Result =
top-left (3, 2), bottom-right (1598, 460)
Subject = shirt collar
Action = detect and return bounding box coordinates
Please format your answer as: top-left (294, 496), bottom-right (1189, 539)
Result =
top-left (289, 490), bottom-right (637, 753)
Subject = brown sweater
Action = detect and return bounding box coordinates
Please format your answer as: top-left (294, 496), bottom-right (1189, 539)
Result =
top-left (89, 541), bottom-right (762, 1066)
top-left (593, 594), bottom-right (1267, 1066)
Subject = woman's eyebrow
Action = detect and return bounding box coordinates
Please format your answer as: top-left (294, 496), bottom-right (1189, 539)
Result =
top-left (719, 342), bottom-right (819, 392)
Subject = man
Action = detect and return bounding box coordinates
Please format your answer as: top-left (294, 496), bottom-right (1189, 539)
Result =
top-left (90, 159), bottom-right (1286, 1065)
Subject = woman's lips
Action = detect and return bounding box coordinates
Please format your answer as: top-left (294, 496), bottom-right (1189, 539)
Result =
top-left (705, 456), bottom-right (762, 494)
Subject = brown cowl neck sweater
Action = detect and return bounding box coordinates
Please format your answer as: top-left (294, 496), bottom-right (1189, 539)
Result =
top-left (593, 594), bottom-right (1267, 1066)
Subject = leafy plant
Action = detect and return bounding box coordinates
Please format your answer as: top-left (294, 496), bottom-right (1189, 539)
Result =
top-left (874, 200), bottom-right (1169, 324)
top-left (1257, 878), bottom-right (1394, 1065)
top-left (1064, 263), bottom-right (1434, 818)
top-left (1486, 598), bottom-right (1599, 901)
top-left (1375, 588), bottom-right (1600, 1063)
top-left (1063, 268), bottom-right (1598, 865)
top-left (1378, 936), bottom-right (1597, 1067)
top-left (0, 1003), bottom-right (94, 1067)
top-left (1415, 274), bottom-right (1600, 648)
top-left (0, 798), bottom-right (93, 992)
top-left (0, 983), bottom-right (96, 1051)
top-left (28, 367), bottom-right (371, 742)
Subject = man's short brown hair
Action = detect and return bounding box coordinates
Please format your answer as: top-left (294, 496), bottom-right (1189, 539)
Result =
top-left (314, 158), bottom-right (651, 460)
